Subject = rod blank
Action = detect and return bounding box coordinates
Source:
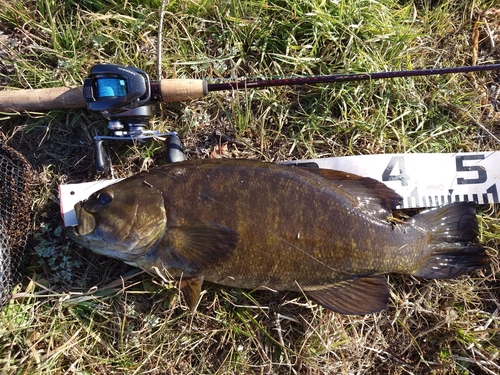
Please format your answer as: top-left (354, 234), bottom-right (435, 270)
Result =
top-left (207, 64), bottom-right (500, 91)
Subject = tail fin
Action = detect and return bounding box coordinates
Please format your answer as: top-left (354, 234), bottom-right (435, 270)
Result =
top-left (412, 202), bottom-right (489, 279)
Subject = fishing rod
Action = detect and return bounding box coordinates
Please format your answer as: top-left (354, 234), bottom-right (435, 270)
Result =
top-left (2, 63), bottom-right (500, 113)
top-left (207, 64), bottom-right (500, 91)
top-left (1, 63), bottom-right (499, 170)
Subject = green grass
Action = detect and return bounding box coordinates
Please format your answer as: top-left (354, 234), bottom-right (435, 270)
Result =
top-left (1, 0), bottom-right (500, 373)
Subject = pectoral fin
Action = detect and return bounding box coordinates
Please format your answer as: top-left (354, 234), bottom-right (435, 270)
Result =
top-left (179, 277), bottom-right (204, 311)
top-left (166, 223), bottom-right (239, 271)
top-left (305, 275), bottom-right (390, 315)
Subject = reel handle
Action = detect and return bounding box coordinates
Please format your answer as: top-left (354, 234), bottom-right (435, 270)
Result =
top-left (166, 134), bottom-right (185, 163)
top-left (93, 133), bottom-right (184, 171)
top-left (93, 139), bottom-right (110, 172)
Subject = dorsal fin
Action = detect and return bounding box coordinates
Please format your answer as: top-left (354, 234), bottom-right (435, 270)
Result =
top-left (301, 167), bottom-right (402, 216)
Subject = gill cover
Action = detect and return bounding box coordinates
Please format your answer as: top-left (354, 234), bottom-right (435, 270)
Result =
top-left (74, 181), bottom-right (167, 259)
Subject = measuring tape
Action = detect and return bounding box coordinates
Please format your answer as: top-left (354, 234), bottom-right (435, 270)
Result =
top-left (60, 151), bottom-right (499, 226)
top-left (284, 151), bottom-right (499, 208)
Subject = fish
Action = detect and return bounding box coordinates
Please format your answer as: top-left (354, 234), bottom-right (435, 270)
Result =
top-left (68, 158), bottom-right (489, 315)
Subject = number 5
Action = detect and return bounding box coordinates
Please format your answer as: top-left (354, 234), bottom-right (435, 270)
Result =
top-left (455, 155), bottom-right (487, 185)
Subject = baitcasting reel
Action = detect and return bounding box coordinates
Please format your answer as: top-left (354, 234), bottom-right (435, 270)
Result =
top-left (82, 64), bottom-right (184, 170)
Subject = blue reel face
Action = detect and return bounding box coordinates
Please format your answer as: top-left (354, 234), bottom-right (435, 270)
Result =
top-left (96, 77), bottom-right (127, 98)
top-left (83, 64), bottom-right (150, 112)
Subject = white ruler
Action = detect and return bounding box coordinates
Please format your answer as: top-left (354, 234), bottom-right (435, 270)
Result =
top-left (60, 152), bottom-right (500, 226)
top-left (283, 152), bottom-right (499, 208)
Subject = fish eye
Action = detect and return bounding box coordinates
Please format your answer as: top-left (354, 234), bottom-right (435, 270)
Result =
top-left (98, 191), bottom-right (113, 205)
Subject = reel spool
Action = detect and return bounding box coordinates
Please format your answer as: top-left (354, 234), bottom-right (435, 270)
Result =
top-left (0, 143), bottom-right (35, 311)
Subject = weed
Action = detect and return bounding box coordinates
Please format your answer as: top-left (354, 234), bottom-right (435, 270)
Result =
top-left (0, 0), bottom-right (499, 374)
top-left (33, 224), bottom-right (83, 285)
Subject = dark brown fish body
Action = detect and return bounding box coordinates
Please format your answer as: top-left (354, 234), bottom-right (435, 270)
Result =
top-left (145, 162), bottom-right (418, 285)
top-left (71, 159), bottom-right (488, 314)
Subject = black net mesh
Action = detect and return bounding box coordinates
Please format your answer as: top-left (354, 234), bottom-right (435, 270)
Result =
top-left (0, 143), bottom-right (34, 310)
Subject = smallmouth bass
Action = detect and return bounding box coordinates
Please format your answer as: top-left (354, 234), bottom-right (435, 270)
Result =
top-left (69, 159), bottom-right (489, 315)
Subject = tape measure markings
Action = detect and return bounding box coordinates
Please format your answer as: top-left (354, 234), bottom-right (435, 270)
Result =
top-left (284, 152), bottom-right (499, 208)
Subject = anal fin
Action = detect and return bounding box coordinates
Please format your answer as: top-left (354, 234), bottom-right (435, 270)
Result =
top-left (305, 275), bottom-right (389, 315)
top-left (179, 277), bottom-right (204, 311)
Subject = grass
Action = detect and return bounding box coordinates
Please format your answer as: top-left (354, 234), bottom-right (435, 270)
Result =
top-left (1, 0), bottom-right (500, 373)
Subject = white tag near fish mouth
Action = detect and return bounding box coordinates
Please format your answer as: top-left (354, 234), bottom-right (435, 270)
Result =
top-left (59, 179), bottom-right (123, 227)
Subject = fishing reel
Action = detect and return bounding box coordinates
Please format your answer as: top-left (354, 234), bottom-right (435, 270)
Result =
top-left (82, 64), bottom-right (183, 170)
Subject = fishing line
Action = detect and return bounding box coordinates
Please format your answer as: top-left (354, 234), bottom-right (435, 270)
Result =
top-left (157, 0), bottom-right (169, 81)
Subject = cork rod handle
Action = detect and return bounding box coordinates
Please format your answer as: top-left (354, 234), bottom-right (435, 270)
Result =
top-left (0, 86), bottom-right (86, 113)
top-left (0, 79), bottom-right (209, 113)
top-left (158, 79), bottom-right (208, 102)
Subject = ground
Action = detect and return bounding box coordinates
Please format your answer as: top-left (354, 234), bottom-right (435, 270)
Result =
top-left (0, 0), bottom-right (499, 374)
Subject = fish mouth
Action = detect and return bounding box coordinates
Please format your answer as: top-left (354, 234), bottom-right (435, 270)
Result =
top-left (74, 202), bottom-right (96, 236)
top-left (66, 212), bottom-right (142, 263)
top-left (65, 225), bottom-right (84, 245)
top-left (69, 200), bottom-right (163, 263)
top-left (65, 225), bottom-right (141, 263)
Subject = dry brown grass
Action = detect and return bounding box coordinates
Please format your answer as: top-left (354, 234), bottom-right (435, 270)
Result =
top-left (1, 0), bottom-right (499, 374)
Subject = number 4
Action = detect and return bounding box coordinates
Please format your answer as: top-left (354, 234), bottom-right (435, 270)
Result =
top-left (382, 156), bottom-right (409, 186)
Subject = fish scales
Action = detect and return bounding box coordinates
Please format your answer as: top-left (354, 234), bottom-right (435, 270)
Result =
top-left (144, 161), bottom-right (413, 283)
top-left (70, 159), bottom-right (489, 315)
